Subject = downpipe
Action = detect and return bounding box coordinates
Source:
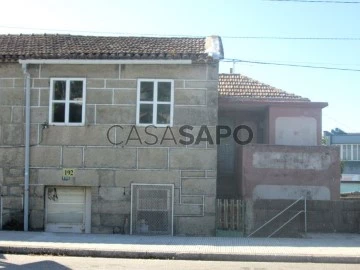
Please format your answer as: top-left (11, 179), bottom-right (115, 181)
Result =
top-left (22, 63), bottom-right (31, 231)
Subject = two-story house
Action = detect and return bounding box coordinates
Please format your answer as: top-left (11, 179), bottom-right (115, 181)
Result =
top-left (0, 34), bottom-right (223, 235)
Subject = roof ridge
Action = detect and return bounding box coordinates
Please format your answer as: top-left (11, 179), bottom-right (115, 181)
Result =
top-left (1, 33), bottom-right (206, 39)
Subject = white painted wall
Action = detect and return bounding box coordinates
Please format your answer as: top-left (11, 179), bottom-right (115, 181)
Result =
top-left (275, 116), bottom-right (317, 146)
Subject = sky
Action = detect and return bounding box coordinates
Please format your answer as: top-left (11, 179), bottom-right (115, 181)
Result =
top-left (0, 0), bottom-right (359, 133)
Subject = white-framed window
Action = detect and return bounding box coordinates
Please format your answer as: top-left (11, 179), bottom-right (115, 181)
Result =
top-left (136, 79), bottom-right (174, 127)
top-left (337, 144), bottom-right (360, 161)
top-left (49, 78), bottom-right (86, 126)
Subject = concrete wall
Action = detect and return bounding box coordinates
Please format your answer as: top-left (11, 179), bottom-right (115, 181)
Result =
top-left (275, 116), bottom-right (317, 146)
top-left (217, 110), bottom-right (266, 198)
top-left (0, 62), bottom-right (218, 235)
top-left (245, 199), bottom-right (360, 237)
top-left (217, 104), bottom-right (324, 198)
top-left (238, 144), bottom-right (341, 200)
top-left (268, 106), bottom-right (322, 146)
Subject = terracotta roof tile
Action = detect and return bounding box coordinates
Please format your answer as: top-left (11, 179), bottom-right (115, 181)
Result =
top-left (218, 73), bottom-right (310, 102)
top-left (0, 34), bottom-right (222, 62)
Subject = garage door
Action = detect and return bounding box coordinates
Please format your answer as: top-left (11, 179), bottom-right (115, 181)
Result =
top-left (45, 187), bottom-right (89, 233)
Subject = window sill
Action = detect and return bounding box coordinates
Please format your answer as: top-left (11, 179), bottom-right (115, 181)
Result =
top-left (136, 123), bottom-right (173, 128)
top-left (49, 123), bottom-right (86, 127)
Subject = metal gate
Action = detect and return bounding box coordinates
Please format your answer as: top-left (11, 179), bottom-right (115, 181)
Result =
top-left (130, 184), bottom-right (174, 235)
top-left (216, 198), bottom-right (245, 236)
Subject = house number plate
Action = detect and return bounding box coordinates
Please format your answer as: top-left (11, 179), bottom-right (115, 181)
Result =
top-left (62, 168), bottom-right (76, 181)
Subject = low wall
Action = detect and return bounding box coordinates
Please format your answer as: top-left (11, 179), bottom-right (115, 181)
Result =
top-left (245, 199), bottom-right (360, 237)
top-left (239, 145), bottom-right (341, 200)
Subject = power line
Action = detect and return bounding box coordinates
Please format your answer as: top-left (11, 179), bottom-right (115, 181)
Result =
top-left (0, 25), bottom-right (360, 41)
top-left (223, 36), bottom-right (360, 40)
top-left (0, 25), bottom-right (204, 38)
top-left (264, 0), bottom-right (360, 3)
top-left (232, 59), bottom-right (360, 66)
top-left (223, 58), bottom-right (360, 72)
top-left (323, 113), bottom-right (356, 132)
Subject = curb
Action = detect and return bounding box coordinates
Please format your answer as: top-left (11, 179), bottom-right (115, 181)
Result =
top-left (1, 246), bottom-right (360, 264)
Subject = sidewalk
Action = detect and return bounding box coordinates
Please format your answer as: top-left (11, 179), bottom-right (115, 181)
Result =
top-left (0, 231), bottom-right (359, 263)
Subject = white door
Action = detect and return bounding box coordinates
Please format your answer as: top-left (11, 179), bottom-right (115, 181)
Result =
top-left (45, 187), bottom-right (89, 233)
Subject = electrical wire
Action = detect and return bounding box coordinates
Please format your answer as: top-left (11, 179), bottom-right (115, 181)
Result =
top-left (223, 36), bottom-right (360, 40)
top-left (223, 58), bottom-right (360, 72)
top-left (264, 0), bottom-right (360, 3)
top-left (323, 113), bottom-right (357, 132)
top-left (0, 25), bottom-right (203, 38)
top-left (229, 59), bottom-right (360, 66)
top-left (0, 25), bottom-right (360, 41)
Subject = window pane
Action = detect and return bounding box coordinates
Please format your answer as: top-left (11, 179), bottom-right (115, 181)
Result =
top-left (139, 104), bottom-right (153, 124)
top-left (140, 82), bottom-right (154, 101)
top-left (342, 145), bottom-right (346, 160)
top-left (157, 104), bottom-right (170, 124)
top-left (346, 145), bottom-right (351, 160)
top-left (70, 81), bottom-right (83, 101)
top-left (158, 82), bottom-right (171, 102)
top-left (69, 103), bottom-right (83, 123)
top-left (53, 103), bottom-right (65, 123)
top-left (53, 81), bottom-right (66, 100)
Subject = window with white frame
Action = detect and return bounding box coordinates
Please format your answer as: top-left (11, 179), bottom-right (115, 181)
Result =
top-left (49, 78), bottom-right (86, 125)
top-left (136, 79), bottom-right (174, 126)
top-left (337, 144), bottom-right (360, 161)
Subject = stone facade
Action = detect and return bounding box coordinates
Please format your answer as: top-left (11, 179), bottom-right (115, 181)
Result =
top-left (0, 62), bottom-right (218, 235)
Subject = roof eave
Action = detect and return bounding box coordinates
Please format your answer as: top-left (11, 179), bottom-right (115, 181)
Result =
top-left (18, 59), bottom-right (193, 65)
top-left (219, 97), bottom-right (328, 109)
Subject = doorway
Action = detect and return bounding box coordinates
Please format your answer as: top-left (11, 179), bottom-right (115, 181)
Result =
top-left (45, 186), bottom-right (91, 233)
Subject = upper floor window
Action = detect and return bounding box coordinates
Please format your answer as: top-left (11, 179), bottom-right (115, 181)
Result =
top-left (136, 79), bottom-right (174, 127)
top-left (49, 78), bottom-right (86, 126)
top-left (338, 144), bottom-right (360, 161)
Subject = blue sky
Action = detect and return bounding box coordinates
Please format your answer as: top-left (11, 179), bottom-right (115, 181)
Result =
top-left (1, 0), bottom-right (359, 132)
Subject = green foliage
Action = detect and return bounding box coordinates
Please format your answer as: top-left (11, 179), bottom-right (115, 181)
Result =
top-left (322, 136), bottom-right (328, 145)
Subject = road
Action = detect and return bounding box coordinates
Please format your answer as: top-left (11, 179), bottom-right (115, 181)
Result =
top-left (0, 254), bottom-right (359, 270)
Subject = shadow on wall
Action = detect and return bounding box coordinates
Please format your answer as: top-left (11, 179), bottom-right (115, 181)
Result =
top-left (2, 218), bottom-right (24, 231)
top-left (1, 209), bottom-right (24, 231)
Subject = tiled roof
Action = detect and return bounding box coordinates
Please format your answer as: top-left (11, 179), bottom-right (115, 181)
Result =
top-left (218, 73), bottom-right (310, 102)
top-left (0, 34), bottom-right (222, 62)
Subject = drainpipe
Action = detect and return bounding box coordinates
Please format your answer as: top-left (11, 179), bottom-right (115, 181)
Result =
top-left (22, 63), bottom-right (30, 231)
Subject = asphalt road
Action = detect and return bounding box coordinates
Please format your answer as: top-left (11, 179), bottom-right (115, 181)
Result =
top-left (0, 254), bottom-right (359, 270)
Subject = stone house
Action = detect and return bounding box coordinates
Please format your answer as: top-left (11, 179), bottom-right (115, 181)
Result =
top-left (0, 34), bottom-right (223, 235)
